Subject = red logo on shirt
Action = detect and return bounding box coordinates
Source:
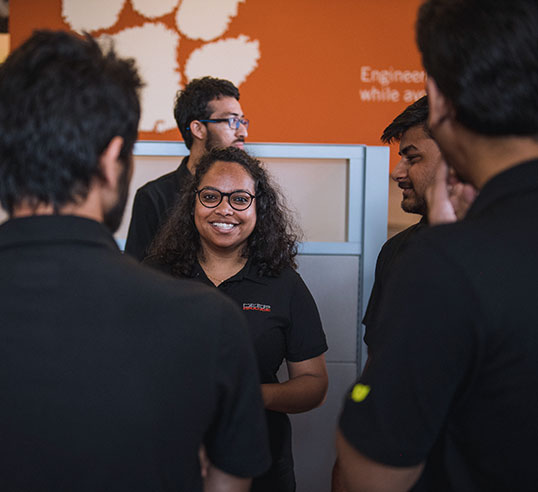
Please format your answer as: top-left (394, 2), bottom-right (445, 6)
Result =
top-left (243, 303), bottom-right (271, 312)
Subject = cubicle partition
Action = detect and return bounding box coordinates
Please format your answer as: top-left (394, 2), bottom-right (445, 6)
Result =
top-left (118, 141), bottom-right (389, 492)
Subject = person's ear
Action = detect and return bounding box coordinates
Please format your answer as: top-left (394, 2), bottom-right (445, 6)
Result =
top-left (426, 77), bottom-right (454, 129)
top-left (189, 120), bottom-right (207, 142)
top-left (99, 136), bottom-right (124, 188)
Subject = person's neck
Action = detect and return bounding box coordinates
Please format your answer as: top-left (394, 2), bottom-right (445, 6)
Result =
top-left (199, 246), bottom-right (247, 286)
top-left (11, 188), bottom-right (104, 223)
top-left (448, 131), bottom-right (538, 189)
top-left (187, 144), bottom-right (205, 174)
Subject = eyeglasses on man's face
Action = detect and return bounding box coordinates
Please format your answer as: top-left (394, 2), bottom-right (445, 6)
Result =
top-left (198, 116), bottom-right (250, 130)
top-left (195, 187), bottom-right (256, 211)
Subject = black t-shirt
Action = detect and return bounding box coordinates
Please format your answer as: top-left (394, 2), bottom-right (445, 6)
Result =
top-left (0, 216), bottom-right (270, 491)
top-left (362, 218), bottom-right (426, 349)
top-left (340, 160), bottom-right (538, 491)
top-left (146, 257), bottom-right (328, 492)
top-left (125, 156), bottom-right (191, 261)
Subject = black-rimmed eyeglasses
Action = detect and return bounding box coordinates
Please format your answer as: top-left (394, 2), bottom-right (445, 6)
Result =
top-left (196, 187), bottom-right (256, 211)
top-left (198, 117), bottom-right (250, 130)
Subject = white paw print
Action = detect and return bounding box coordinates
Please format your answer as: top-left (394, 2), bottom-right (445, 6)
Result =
top-left (61, 0), bottom-right (260, 133)
top-left (132, 0), bottom-right (179, 19)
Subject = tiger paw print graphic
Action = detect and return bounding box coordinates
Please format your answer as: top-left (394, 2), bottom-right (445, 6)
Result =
top-left (62, 0), bottom-right (260, 133)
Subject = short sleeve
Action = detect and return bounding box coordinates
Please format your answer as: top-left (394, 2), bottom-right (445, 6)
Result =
top-left (363, 223), bottom-right (425, 349)
top-left (339, 237), bottom-right (480, 467)
top-left (361, 240), bottom-right (390, 340)
top-left (204, 300), bottom-right (271, 477)
top-left (285, 272), bottom-right (328, 362)
top-left (125, 187), bottom-right (160, 261)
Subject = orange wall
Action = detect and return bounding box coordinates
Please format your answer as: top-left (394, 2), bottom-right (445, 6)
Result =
top-left (11, 0), bottom-right (425, 168)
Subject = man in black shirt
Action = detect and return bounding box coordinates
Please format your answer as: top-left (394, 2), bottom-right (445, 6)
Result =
top-left (0, 30), bottom-right (269, 492)
top-left (362, 96), bottom-right (440, 351)
top-left (364, 98), bottom-right (477, 353)
top-left (338, 0), bottom-right (538, 490)
top-left (332, 97), bottom-right (449, 492)
top-left (125, 76), bottom-right (250, 260)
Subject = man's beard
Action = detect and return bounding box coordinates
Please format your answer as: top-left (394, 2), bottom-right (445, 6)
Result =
top-left (204, 129), bottom-right (243, 152)
top-left (103, 163), bottom-right (130, 233)
top-left (401, 194), bottom-right (426, 216)
top-left (205, 130), bottom-right (219, 152)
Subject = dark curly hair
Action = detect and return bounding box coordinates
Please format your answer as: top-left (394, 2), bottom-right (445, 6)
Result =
top-left (148, 147), bottom-right (299, 277)
top-left (173, 77), bottom-right (240, 150)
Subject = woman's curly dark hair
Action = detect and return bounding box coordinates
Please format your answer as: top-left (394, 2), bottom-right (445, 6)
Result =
top-left (148, 147), bottom-right (300, 277)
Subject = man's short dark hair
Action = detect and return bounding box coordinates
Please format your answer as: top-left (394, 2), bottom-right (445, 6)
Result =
top-left (173, 77), bottom-right (240, 150)
top-left (0, 30), bottom-right (143, 215)
top-left (381, 96), bottom-right (431, 144)
top-left (416, 0), bottom-right (538, 137)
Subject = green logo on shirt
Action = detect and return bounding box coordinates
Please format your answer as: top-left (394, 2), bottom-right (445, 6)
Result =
top-left (350, 383), bottom-right (370, 402)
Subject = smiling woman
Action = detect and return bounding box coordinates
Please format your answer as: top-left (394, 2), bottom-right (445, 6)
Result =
top-left (194, 160), bottom-right (257, 262)
top-left (144, 146), bottom-right (329, 492)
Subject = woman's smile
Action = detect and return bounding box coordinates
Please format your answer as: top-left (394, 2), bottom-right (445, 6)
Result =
top-left (194, 160), bottom-right (257, 254)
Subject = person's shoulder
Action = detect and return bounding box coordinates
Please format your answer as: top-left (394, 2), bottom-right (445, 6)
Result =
top-left (121, 255), bottom-right (244, 326)
top-left (254, 264), bottom-right (300, 285)
top-left (139, 255), bottom-right (242, 310)
top-left (411, 218), bottom-right (469, 249)
top-left (383, 219), bottom-right (425, 250)
top-left (373, 223), bottom-right (421, 273)
top-left (276, 264), bottom-right (299, 279)
top-left (392, 219), bottom-right (472, 276)
top-left (116, 253), bottom-right (202, 295)
top-left (273, 266), bottom-right (314, 297)
top-left (136, 169), bottom-right (179, 196)
top-left (133, 255), bottom-right (235, 310)
top-left (142, 253), bottom-right (175, 275)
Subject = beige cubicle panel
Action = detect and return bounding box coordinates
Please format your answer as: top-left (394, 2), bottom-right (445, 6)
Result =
top-left (117, 154), bottom-right (349, 245)
top-left (262, 158), bottom-right (348, 243)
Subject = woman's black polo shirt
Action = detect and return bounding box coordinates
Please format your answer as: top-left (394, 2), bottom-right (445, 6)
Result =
top-left (145, 257), bottom-right (328, 491)
top-left (190, 260), bottom-right (327, 384)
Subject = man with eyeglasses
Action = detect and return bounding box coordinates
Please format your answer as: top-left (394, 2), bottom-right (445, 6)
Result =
top-left (125, 76), bottom-right (249, 260)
